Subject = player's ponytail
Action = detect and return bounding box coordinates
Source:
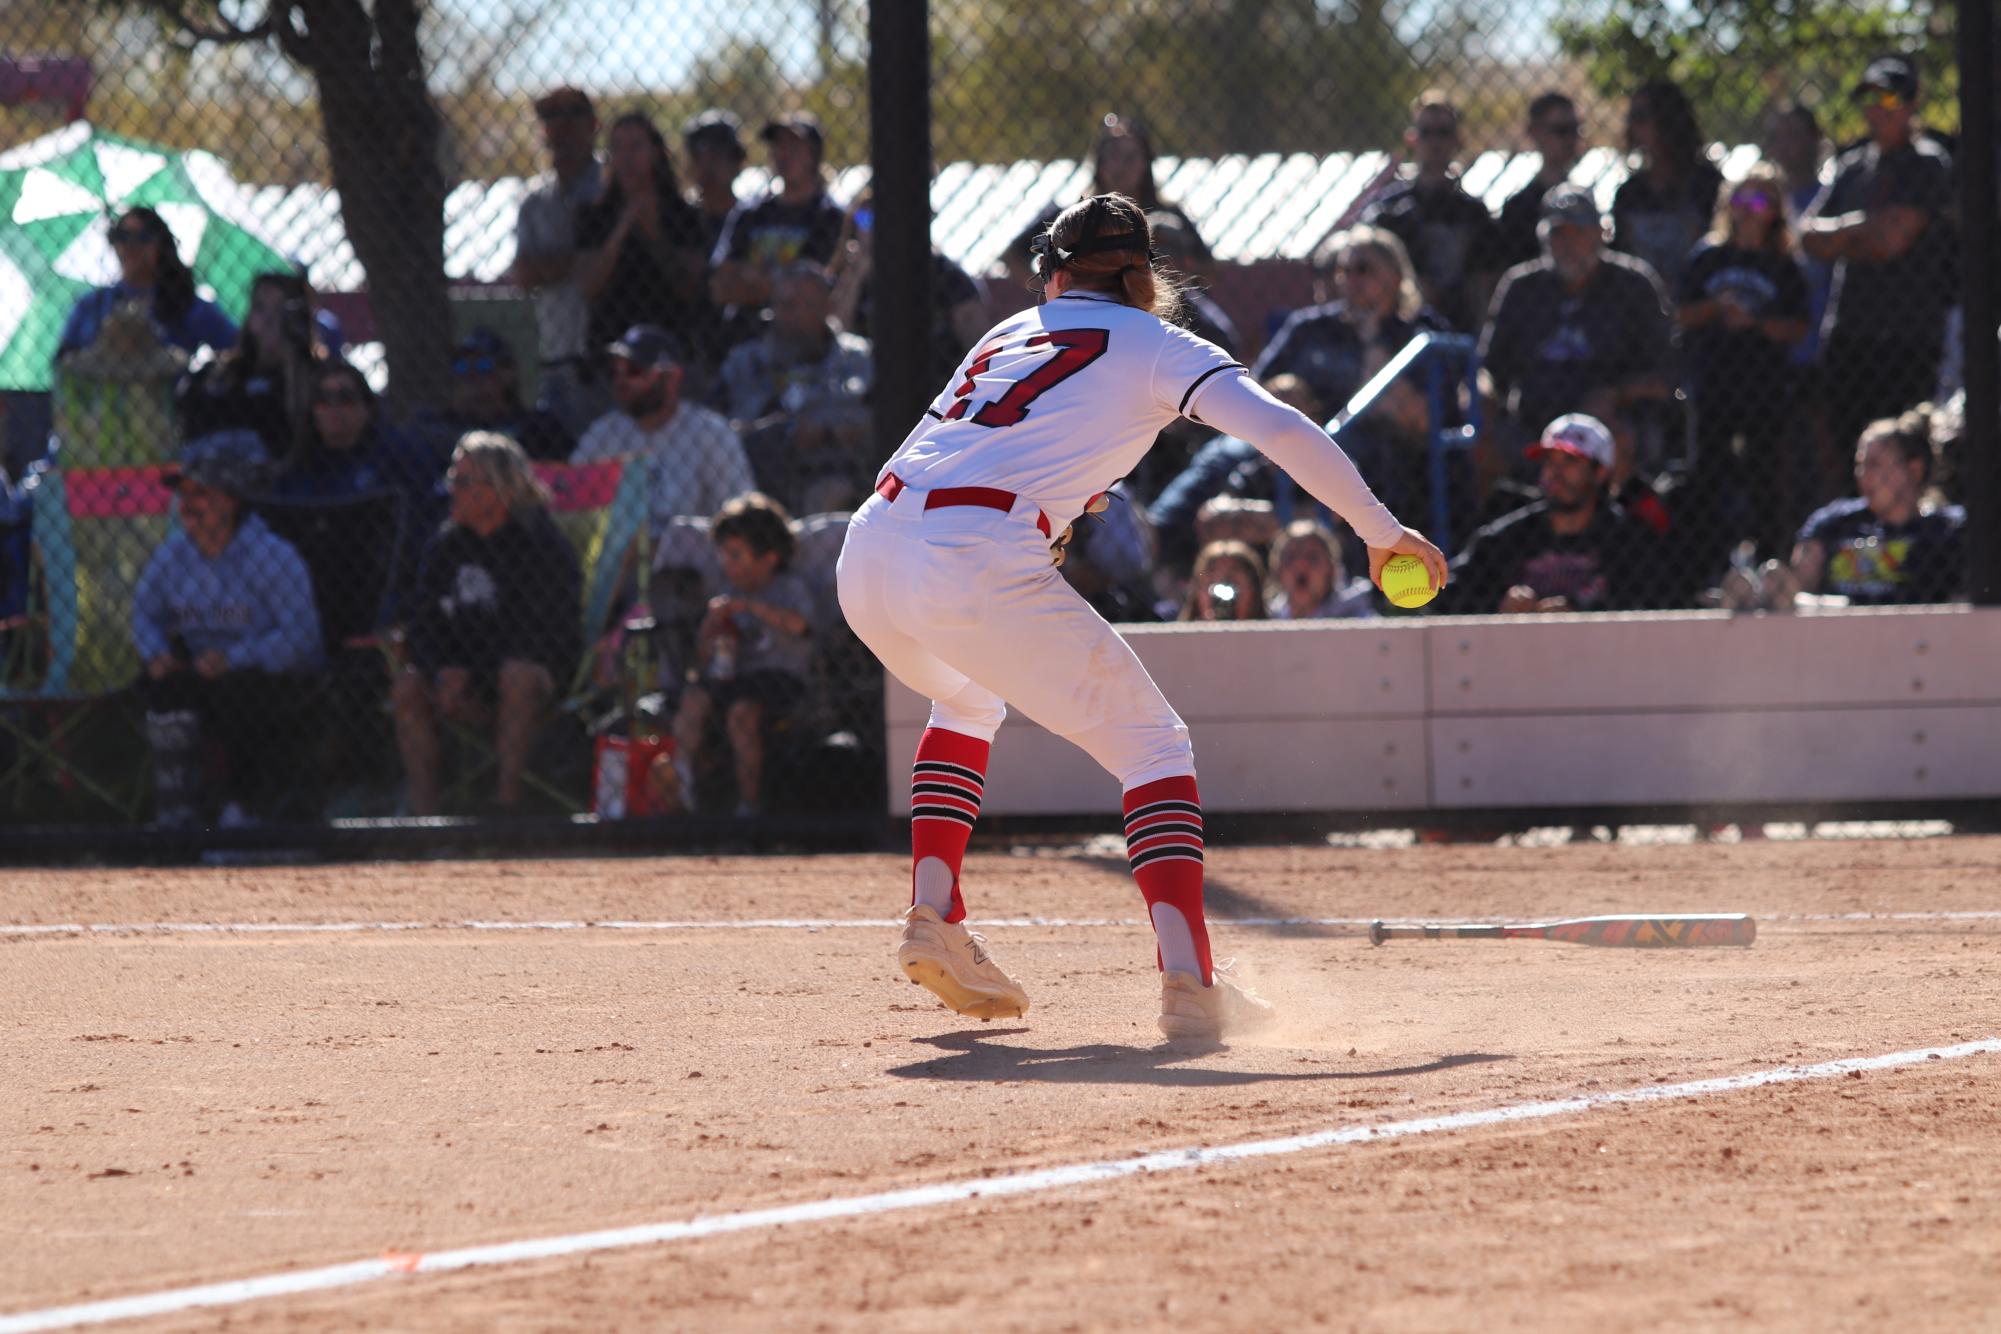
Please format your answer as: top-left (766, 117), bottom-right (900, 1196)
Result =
top-left (1041, 193), bottom-right (1190, 327)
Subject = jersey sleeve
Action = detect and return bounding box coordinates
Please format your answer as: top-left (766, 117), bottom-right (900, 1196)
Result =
top-left (1148, 320), bottom-right (1246, 421)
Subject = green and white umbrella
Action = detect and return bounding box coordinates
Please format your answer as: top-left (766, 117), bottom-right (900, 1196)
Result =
top-left (0, 122), bottom-right (292, 391)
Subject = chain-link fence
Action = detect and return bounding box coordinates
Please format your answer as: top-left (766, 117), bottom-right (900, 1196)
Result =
top-left (0, 1), bottom-right (1986, 833)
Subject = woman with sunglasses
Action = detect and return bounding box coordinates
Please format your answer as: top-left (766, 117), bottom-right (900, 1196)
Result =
top-left (837, 194), bottom-right (1446, 1043)
top-left (278, 360), bottom-right (443, 526)
top-left (1675, 162), bottom-right (1811, 569)
top-left (56, 207), bottom-right (237, 365)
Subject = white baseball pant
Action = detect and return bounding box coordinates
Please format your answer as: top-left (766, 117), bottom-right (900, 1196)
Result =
top-left (836, 487), bottom-right (1193, 789)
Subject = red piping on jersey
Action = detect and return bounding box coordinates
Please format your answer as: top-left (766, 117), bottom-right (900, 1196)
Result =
top-left (876, 473), bottom-right (1054, 539)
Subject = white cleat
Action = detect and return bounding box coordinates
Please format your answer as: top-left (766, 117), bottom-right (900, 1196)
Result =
top-left (896, 905), bottom-right (1030, 1021)
top-left (1157, 962), bottom-right (1275, 1042)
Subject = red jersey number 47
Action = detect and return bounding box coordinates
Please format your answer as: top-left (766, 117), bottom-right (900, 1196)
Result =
top-left (944, 328), bottom-right (1110, 428)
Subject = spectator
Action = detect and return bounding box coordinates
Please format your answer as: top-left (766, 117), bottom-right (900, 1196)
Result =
top-left (1178, 539), bottom-right (1268, 622)
top-left (575, 113), bottom-right (713, 373)
top-left (1479, 184), bottom-right (1676, 474)
top-left (411, 328), bottom-right (573, 463)
top-left (828, 189), bottom-right (989, 394)
top-left (683, 109), bottom-right (748, 257)
top-left (278, 360), bottom-right (441, 516)
top-left (1800, 55), bottom-right (1957, 479)
top-left (1494, 93), bottom-right (1585, 275)
top-left (511, 86), bottom-right (606, 438)
top-left (1002, 113), bottom-right (1210, 291)
top-left (1256, 227), bottom-right (1446, 430)
top-left (1361, 91), bottom-right (1501, 332)
top-left (709, 112), bottom-right (848, 350)
top-left (1773, 408), bottom-right (1964, 606)
top-left (1611, 80), bottom-right (1723, 296)
top-left (57, 206), bottom-right (236, 368)
top-left (1765, 101), bottom-right (1834, 365)
top-left (671, 491), bottom-right (815, 816)
top-left (1442, 414), bottom-right (1666, 614)
top-left (571, 324), bottom-right (755, 531)
top-left (176, 271), bottom-right (325, 460)
top-left (1268, 519), bottom-right (1376, 620)
top-left (133, 430), bottom-right (322, 827)
top-left (394, 433), bottom-right (581, 817)
top-left (1675, 163), bottom-right (1811, 567)
top-left (713, 262), bottom-right (874, 514)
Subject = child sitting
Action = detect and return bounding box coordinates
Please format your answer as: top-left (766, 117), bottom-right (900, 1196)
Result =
top-left (672, 492), bottom-right (816, 815)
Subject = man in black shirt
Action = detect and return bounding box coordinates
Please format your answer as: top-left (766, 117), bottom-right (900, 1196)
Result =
top-left (1479, 185), bottom-right (1676, 473)
top-left (1800, 54), bottom-right (1956, 461)
top-left (1362, 92), bottom-right (1501, 333)
top-left (1443, 414), bottom-right (1667, 614)
top-left (709, 113), bottom-right (849, 352)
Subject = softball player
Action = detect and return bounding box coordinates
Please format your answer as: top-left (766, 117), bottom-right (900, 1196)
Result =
top-left (836, 194), bottom-right (1447, 1041)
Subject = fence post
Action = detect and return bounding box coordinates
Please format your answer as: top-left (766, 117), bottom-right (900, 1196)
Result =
top-left (866, 1), bottom-right (934, 459)
top-left (1961, 0), bottom-right (1998, 604)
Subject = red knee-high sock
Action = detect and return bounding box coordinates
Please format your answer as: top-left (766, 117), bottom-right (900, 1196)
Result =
top-left (1123, 774), bottom-right (1212, 984)
top-left (910, 727), bottom-right (990, 923)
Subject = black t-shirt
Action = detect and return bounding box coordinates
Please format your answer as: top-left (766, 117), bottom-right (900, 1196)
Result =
top-left (1479, 252), bottom-right (1676, 438)
top-left (1443, 498), bottom-right (1667, 613)
top-left (1251, 300), bottom-right (1450, 421)
top-left (1494, 176), bottom-right (1561, 275)
top-left (1811, 137), bottom-right (1956, 343)
top-left (1796, 497), bottom-right (1964, 604)
top-left (1361, 175), bottom-right (1500, 331)
top-left (1677, 241), bottom-right (1809, 414)
top-left (1611, 161), bottom-right (1723, 296)
top-left (576, 182), bottom-right (711, 357)
top-left (712, 190), bottom-right (847, 275)
top-left (406, 508), bottom-right (582, 678)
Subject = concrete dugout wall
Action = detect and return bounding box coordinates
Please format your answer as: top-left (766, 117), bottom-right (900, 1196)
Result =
top-left (884, 608), bottom-right (2001, 816)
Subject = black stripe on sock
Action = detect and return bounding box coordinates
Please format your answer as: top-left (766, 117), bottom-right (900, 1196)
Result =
top-left (912, 782), bottom-right (984, 804)
top-left (1126, 820), bottom-right (1204, 845)
top-left (914, 760), bottom-right (986, 786)
top-left (912, 805), bottom-right (978, 827)
top-left (1129, 843), bottom-right (1205, 871)
top-left (1124, 799), bottom-right (1203, 827)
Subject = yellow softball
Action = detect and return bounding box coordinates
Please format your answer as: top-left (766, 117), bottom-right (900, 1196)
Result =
top-left (1379, 553), bottom-right (1437, 609)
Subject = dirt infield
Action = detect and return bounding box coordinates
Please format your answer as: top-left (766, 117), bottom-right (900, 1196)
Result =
top-left (6, 836), bottom-right (2000, 1331)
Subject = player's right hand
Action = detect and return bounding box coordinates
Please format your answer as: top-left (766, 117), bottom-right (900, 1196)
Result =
top-left (1367, 527), bottom-right (1448, 594)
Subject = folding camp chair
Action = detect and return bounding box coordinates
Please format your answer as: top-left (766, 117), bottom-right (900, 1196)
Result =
top-left (0, 465), bottom-right (175, 819)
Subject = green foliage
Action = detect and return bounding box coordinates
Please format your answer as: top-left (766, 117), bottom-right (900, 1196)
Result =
top-left (1551, 0), bottom-right (1958, 145)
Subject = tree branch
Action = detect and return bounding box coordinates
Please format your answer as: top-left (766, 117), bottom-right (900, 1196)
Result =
top-left (143, 0), bottom-right (277, 47)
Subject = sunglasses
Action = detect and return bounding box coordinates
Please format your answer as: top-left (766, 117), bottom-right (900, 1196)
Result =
top-left (1540, 120), bottom-right (1582, 138)
top-left (315, 387), bottom-right (366, 406)
top-left (1416, 124), bottom-right (1457, 141)
top-left (1730, 189), bottom-right (1776, 213)
top-left (610, 360), bottom-right (658, 379)
top-left (1856, 88), bottom-right (1907, 111)
top-left (453, 354), bottom-right (501, 377)
top-left (537, 104), bottom-right (592, 122)
top-left (1336, 258), bottom-right (1381, 276)
top-left (446, 468), bottom-right (493, 491)
top-left (109, 227), bottom-right (155, 246)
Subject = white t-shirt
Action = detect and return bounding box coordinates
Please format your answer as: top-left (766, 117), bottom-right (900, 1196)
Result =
top-left (881, 291), bottom-right (1243, 527)
top-left (572, 402), bottom-right (756, 526)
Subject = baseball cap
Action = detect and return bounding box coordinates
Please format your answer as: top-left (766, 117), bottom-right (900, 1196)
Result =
top-left (760, 112), bottom-right (825, 151)
top-left (1853, 55), bottom-right (1919, 101)
top-left (165, 430), bottom-right (272, 496)
top-left (454, 327), bottom-right (516, 365)
top-left (533, 86), bottom-right (594, 119)
top-left (605, 324), bottom-right (683, 371)
top-left (1527, 413), bottom-right (1615, 469)
top-left (1539, 183), bottom-right (1601, 230)
top-left (684, 108), bottom-right (745, 156)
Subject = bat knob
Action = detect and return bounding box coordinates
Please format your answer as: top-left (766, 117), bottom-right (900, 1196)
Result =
top-left (1369, 920), bottom-right (1387, 947)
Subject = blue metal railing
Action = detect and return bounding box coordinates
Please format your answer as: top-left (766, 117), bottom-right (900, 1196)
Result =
top-left (1274, 331), bottom-right (1480, 552)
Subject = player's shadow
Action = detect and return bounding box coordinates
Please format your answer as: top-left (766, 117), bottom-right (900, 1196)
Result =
top-left (886, 1030), bottom-right (1510, 1087)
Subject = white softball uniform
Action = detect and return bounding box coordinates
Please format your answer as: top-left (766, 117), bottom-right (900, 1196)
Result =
top-left (836, 290), bottom-right (1407, 788)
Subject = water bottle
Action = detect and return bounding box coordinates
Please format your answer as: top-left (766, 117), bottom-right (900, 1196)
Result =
top-left (709, 615), bottom-right (739, 683)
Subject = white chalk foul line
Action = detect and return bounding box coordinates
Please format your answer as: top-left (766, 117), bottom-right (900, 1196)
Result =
top-left (2, 1037), bottom-right (1996, 1334)
top-left (5, 910), bottom-right (2001, 938)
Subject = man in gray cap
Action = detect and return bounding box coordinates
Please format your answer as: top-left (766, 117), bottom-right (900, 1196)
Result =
top-left (1801, 53), bottom-right (1955, 468)
top-left (512, 86), bottom-right (606, 436)
top-left (1477, 183), bottom-right (1677, 482)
